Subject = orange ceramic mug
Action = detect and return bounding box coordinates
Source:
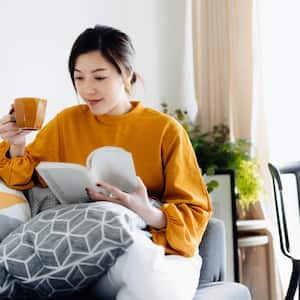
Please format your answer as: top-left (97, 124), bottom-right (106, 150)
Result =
top-left (14, 97), bottom-right (47, 130)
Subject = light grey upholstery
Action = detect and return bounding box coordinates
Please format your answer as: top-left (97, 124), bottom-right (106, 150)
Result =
top-left (0, 215), bottom-right (23, 242)
top-left (194, 282), bottom-right (251, 300)
top-left (195, 218), bottom-right (251, 300)
top-left (198, 218), bottom-right (225, 284)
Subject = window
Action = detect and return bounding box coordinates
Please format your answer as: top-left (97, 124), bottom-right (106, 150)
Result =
top-left (259, 0), bottom-right (300, 164)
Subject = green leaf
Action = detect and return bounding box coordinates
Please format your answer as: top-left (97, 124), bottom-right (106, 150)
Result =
top-left (206, 180), bottom-right (219, 193)
top-left (206, 166), bottom-right (217, 176)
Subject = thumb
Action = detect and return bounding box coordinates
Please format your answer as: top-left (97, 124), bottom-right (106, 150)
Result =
top-left (135, 176), bottom-right (147, 196)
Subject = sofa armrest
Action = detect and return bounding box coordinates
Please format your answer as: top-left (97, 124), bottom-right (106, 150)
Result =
top-left (198, 218), bottom-right (225, 285)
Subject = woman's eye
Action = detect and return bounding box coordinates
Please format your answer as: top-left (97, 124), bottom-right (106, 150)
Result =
top-left (74, 77), bottom-right (83, 81)
top-left (95, 77), bottom-right (107, 81)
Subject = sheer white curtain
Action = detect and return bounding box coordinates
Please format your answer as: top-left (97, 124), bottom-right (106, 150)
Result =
top-left (191, 0), bottom-right (253, 140)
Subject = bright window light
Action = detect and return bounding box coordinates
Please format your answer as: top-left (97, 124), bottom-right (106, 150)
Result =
top-left (259, 0), bottom-right (300, 164)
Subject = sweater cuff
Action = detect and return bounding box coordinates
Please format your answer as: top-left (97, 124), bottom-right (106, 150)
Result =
top-left (150, 203), bottom-right (197, 257)
top-left (0, 141), bottom-right (35, 190)
top-left (0, 141), bottom-right (11, 163)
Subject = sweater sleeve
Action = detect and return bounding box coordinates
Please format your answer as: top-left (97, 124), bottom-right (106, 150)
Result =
top-left (150, 121), bottom-right (212, 257)
top-left (0, 115), bottom-right (62, 190)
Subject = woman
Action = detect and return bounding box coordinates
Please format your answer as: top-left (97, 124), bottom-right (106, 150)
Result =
top-left (0, 25), bottom-right (212, 300)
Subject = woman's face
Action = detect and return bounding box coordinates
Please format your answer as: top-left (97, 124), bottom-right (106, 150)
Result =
top-left (74, 50), bottom-right (131, 115)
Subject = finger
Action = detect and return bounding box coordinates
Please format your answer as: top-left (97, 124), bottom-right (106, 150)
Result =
top-left (0, 128), bottom-right (22, 138)
top-left (13, 131), bottom-right (29, 137)
top-left (86, 187), bottom-right (114, 200)
top-left (0, 114), bottom-right (15, 125)
top-left (1, 131), bottom-right (21, 139)
top-left (2, 130), bottom-right (28, 139)
top-left (86, 188), bottom-right (124, 204)
top-left (19, 129), bottom-right (35, 135)
top-left (0, 119), bottom-right (18, 131)
top-left (0, 123), bottom-right (22, 136)
top-left (96, 181), bottom-right (125, 199)
top-left (135, 177), bottom-right (147, 196)
top-left (0, 122), bottom-right (33, 136)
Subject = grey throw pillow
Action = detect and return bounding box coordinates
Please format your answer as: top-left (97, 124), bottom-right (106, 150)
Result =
top-left (0, 202), bottom-right (134, 299)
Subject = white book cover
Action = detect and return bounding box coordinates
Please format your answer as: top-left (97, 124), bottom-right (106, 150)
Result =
top-left (36, 146), bottom-right (138, 204)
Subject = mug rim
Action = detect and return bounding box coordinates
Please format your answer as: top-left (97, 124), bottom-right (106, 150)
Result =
top-left (14, 97), bottom-right (47, 102)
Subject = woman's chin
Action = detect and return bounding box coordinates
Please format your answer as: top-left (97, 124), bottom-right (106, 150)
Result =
top-left (89, 107), bottom-right (103, 115)
top-left (86, 102), bottom-right (101, 114)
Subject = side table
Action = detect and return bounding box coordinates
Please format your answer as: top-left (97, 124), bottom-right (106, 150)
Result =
top-left (237, 220), bottom-right (276, 300)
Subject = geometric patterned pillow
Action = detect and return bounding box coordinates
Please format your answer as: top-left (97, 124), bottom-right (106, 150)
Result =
top-left (0, 202), bottom-right (134, 299)
top-left (0, 179), bottom-right (31, 241)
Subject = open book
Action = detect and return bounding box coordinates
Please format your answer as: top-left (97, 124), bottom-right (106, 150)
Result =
top-left (36, 146), bottom-right (138, 204)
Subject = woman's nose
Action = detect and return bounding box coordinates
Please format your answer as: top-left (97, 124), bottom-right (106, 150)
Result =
top-left (82, 82), bottom-right (97, 95)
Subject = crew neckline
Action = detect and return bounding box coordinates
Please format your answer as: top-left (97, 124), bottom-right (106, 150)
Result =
top-left (86, 101), bottom-right (143, 124)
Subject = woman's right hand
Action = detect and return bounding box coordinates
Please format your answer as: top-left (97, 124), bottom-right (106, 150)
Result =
top-left (0, 107), bottom-right (29, 146)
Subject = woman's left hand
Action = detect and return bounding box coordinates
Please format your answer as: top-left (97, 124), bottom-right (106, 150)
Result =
top-left (87, 176), bottom-right (150, 211)
top-left (86, 177), bottom-right (166, 229)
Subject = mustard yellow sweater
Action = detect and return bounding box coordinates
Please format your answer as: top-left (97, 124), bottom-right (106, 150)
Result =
top-left (0, 101), bottom-right (212, 257)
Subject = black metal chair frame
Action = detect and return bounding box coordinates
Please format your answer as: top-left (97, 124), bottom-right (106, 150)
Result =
top-left (268, 163), bottom-right (300, 300)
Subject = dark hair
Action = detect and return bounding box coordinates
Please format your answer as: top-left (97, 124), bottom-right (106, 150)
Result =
top-left (68, 25), bottom-right (137, 90)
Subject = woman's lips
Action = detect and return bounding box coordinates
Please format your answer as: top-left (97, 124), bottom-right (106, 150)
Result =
top-left (87, 99), bottom-right (103, 106)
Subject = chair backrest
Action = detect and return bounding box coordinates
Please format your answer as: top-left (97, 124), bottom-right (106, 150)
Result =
top-left (279, 161), bottom-right (300, 212)
top-left (268, 163), bottom-right (293, 259)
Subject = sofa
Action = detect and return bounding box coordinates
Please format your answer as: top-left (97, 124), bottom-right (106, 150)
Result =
top-left (194, 218), bottom-right (251, 300)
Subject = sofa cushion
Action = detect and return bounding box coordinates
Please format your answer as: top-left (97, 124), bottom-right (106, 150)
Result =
top-left (0, 202), bottom-right (140, 299)
top-left (0, 179), bottom-right (31, 241)
top-left (198, 218), bottom-right (225, 285)
top-left (193, 282), bottom-right (251, 300)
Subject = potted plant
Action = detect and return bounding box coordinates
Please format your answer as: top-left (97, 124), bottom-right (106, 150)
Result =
top-left (161, 103), bottom-right (263, 211)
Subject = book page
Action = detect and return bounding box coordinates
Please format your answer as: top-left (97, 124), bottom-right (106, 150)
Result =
top-left (87, 147), bottom-right (137, 193)
top-left (36, 162), bottom-right (92, 204)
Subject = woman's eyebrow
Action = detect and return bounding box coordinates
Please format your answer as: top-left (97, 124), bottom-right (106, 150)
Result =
top-left (74, 68), bottom-right (107, 73)
top-left (92, 68), bottom-right (107, 73)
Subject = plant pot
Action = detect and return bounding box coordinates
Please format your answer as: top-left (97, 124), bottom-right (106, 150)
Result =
top-left (236, 200), bottom-right (265, 220)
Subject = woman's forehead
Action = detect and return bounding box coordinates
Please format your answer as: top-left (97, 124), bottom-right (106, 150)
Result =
top-left (75, 51), bottom-right (111, 70)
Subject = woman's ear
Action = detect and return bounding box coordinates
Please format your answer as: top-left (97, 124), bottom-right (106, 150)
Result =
top-left (122, 71), bottom-right (133, 94)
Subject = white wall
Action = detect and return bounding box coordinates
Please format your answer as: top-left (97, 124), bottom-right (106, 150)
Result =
top-left (0, 0), bottom-right (196, 141)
